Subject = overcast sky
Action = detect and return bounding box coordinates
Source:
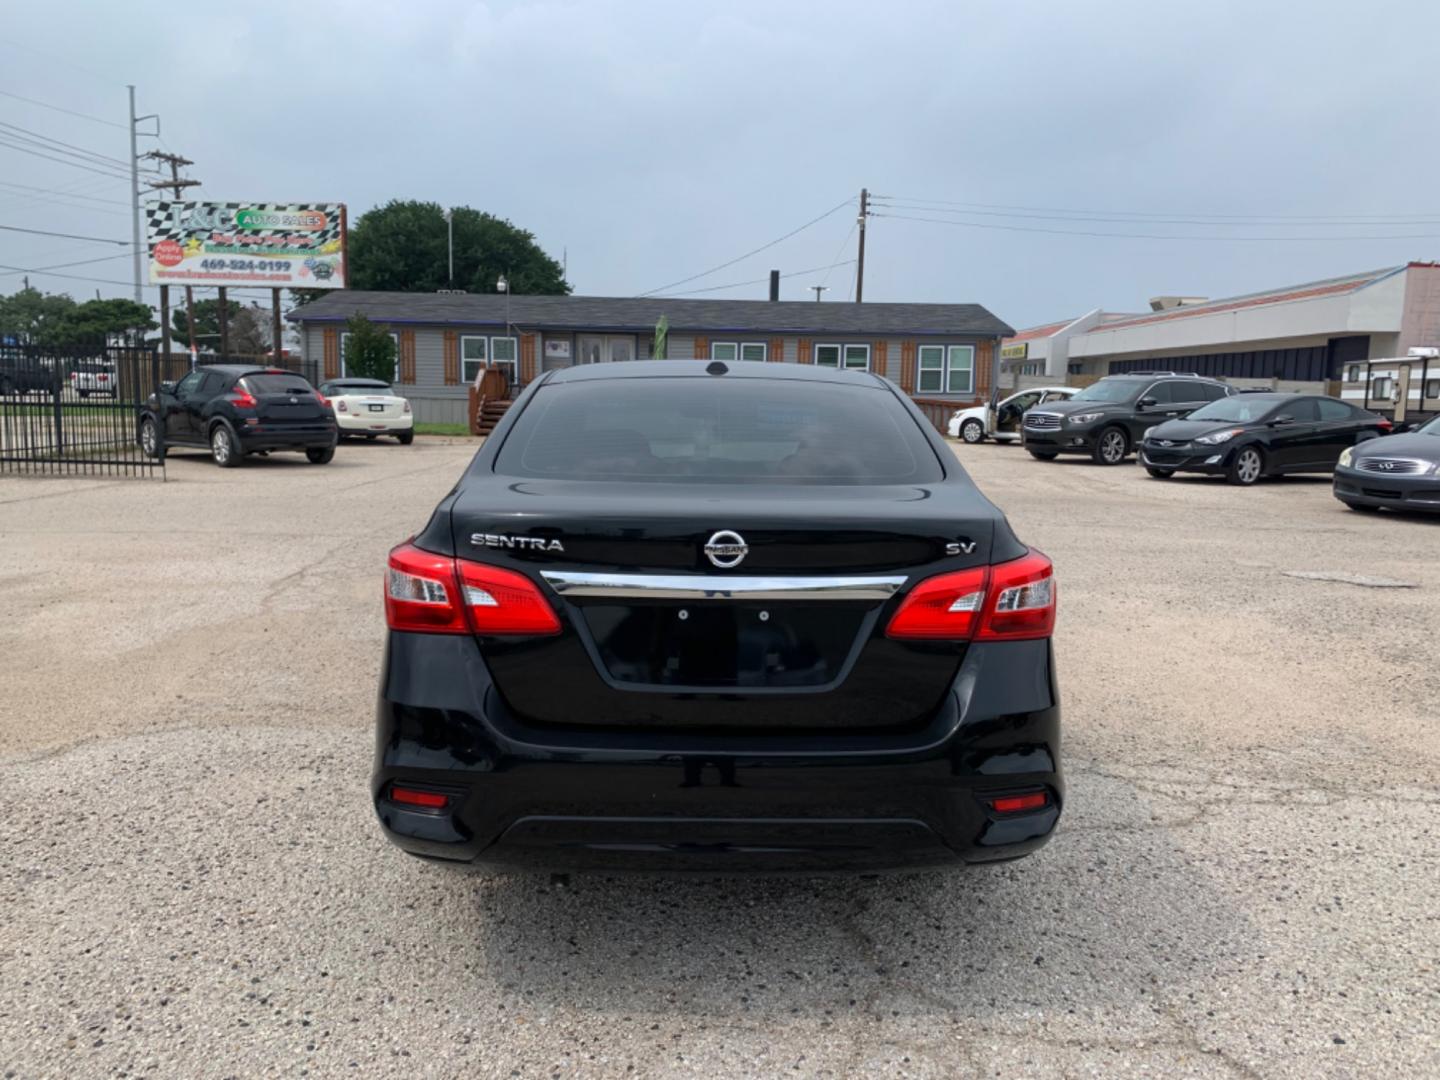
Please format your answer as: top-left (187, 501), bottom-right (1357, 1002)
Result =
top-left (4, 0), bottom-right (1440, 329)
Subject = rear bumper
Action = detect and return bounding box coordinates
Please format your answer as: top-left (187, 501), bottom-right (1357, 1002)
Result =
top-left (372, 632), bottom-right (1064, 873)
top-left (337, 413), bottom-right (412, 433)
top-left (236, 423), bottom-right (337, 452)
top-left (1333, 466), bottom-right (1440, 512)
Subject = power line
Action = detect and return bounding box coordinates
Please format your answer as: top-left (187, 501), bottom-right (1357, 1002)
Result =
top-left (0, 136), bottom-right (133, 180)
top-left (0, 120), bottom-right (130, 168)
top-left (0, 252), bottom-right (135, 276)
top-left (870, 199), bottom-right (1440, 229)
top-left (651, 259), bottom-right (858, 298)
top-left (636, 197), bottom-right (854, 297)
top-left (0, 222), bottom-right (132, 244)
top-left (876, 193), bottom-right (1440, 224)
top-left (0, 179), bottom-right (129, 206)
top-left (870, 211), bottom-right (1440, 242)
top-left (0, 261), bottom-right (147, 288)
top-left (0, 87), bottom-right (127, 129)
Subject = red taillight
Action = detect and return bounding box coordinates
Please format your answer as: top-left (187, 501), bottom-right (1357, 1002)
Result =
top-left (885, 549), bottom-right (1055, 642)
top-left (315, 391), bottom-right (329, 408)
top-left (402, 400), bottom-right (411, 414)
top-left (455, 560), bottom-right (562, 636)
top-left (1377, 418), bottom-right (1393, 433)
top-left (988, 791), bottom-right (1049, 814)
top-left (978, 549), bottom-right (1056, 641)
top-left (336, 399), bottom-right (348, 412)
top-left (229, 385), bottom-right (257, 409)
top-left (389, 785), bottom-right (449, 809)
top-left (884, 566), bottom-right (988, 639)
top-left (384, 542), bottom-right (560, 636)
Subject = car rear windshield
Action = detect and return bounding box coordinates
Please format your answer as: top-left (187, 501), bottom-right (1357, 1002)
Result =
top-left (1187, 397), bottom-right (1280, 423)
top-left (494, 378), bottom-right (943, 484)
top-left (330, 381), bottom-right (390, 393)
top-left (243, 374), bottom-right (314, 395)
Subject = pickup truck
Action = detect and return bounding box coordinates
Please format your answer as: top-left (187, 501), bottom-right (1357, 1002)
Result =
top-left (0, 356), bottom-right (58, 396)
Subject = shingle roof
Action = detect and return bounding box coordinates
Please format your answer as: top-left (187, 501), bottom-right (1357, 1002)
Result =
top-left (287, 290), bottom-right (1013, 338)
top-left (1092, 266), bottom-right (1402, 333)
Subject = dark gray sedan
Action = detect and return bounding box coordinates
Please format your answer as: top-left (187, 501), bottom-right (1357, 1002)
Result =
top-left (1333, 413), bottom-right (1440, 513)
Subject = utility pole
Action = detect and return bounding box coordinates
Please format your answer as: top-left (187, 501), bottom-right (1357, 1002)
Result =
top-left (128, 90), bottom-right (159, 304)
top-left (810, 285), bottom-right (827, 302)
top-left (855, 188), bottom-right (868, 303)
top-left (145, 151), bottom-right (202, 364)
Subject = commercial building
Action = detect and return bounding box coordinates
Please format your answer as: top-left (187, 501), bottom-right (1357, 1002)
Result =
top-left (288, 291), bottom-right (1012, 425)
top-left (1001, 262), bottom-right (1440, 418)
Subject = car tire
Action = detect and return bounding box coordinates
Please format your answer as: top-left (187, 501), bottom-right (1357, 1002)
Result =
top-left (960, 419), bottom-right (985, 444)
top-left (365, 434), bottom-right (378, 441)
top-left (78, 389), bottom-right (90, 399)
top-left (210, 423), bottom-right (242, 468)
top-left (138, 417), bottom-right (161, 460)
top-left (397, 430), bottom-right (414, 445)
top-left (1226, 445), bottom-right (1264, 486)
top-left (1092, 426), bottom-right (1128, 465)
top-left (1145, 467), bottom-right (1175, 479)
top-left (306, 445), bottom-right (336, 465)
top-left (1027, 449), bottom-right (1059, 461)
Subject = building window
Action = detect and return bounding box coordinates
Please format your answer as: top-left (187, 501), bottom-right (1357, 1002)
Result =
top-left (815, 343), bottom-right (870, 370)
top-left (340, 331), bottom-right (398, 378)
top-left (1345, 364), bottom-right (1364, 382)
top-left (1371, 376), bottom-right (1392, 400)
top-left (1425, 379), bottom-right (1439, 400)
top-left (459, 335), bottom-right (517, 383)
top-left (461, 335), bottom-right (487, 383)
top-left (917, 344), bottom-right (975, 394)
top-left (711, 342), bottom-right (767, 362)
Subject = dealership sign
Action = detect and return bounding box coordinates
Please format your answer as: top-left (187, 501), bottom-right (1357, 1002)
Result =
top-left (146, 201), bottom-right (346, 289)
top-left (1000, 342), bottom-right (1029, 360)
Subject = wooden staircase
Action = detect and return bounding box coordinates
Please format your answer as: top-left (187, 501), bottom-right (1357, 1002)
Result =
top-left (476, 398), bottom-right (512, 435)
top-left (470, 367), bottom-right (515, 436)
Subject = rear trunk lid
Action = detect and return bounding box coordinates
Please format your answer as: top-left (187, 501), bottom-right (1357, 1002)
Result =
top-left (241, 372), bottom-right (327, 424)
top-left (448, 480), bottom-right (998, 733)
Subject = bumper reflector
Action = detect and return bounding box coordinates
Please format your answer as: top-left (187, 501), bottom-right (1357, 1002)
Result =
top-left (389, 785), bottom-right (450, 810)
top-left (988, 792), bottom-right (1049, 814)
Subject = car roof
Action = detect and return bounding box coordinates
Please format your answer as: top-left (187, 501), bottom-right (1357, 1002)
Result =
top-left (197, 364), bottom-right (299, 377)
top-left (541, 359), bottom-right (887, 387)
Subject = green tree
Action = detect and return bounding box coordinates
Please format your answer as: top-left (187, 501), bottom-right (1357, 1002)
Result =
top-left (60, 298), bottom-right (156, 344)
top-left (343, 313), bottom-right (397, 381)
top-left (341, 200), bottom-right (569, 296)
top-left (172, 298), bottom-right (222, 344)
top-left (0, 287), bottom-right (77, 344)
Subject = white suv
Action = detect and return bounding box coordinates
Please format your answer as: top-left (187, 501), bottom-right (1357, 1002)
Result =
top-left (949, 386), bottom-right (1077, 444)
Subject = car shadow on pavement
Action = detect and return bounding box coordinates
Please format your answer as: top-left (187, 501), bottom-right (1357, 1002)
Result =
top-left (460, 769), bottom-right (1253, 1024)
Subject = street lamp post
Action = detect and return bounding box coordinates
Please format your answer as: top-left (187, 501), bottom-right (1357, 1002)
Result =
top-left (444, 208), bottom-right (454, 286)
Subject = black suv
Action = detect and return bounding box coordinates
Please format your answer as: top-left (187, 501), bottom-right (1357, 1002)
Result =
top-left (373, 360), bottom-right (1062, 873)
top-left (137, 365), bottom-right (337, 468)
top-left (1022, 372), bottom-right (1235, 464)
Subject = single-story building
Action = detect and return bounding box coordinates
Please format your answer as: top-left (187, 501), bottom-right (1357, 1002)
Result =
top-left (1004, 263), bottom-right (1440, 419)
top-left (287, 291), bottom-right (1013, 425)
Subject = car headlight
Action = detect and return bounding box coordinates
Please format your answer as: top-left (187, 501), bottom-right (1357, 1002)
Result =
top-left (1195, 428), bottom-right (1243, 445)
top-left (1068, 412), bottom-right (1104, 425)
top-left (1338, 447), bottom-right (1354, 468)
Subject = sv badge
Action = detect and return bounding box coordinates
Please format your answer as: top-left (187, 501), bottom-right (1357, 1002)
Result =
top-left (946, 540), bottom-right (977, 555)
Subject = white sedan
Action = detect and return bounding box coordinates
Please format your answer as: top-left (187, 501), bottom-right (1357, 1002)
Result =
top-left (320, 378), bottom-right (414, 444)
top-left (948, 386), bottom-right (1078, 444)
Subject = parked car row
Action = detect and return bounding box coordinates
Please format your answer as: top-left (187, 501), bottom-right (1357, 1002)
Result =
top-left (952, 371), bottom-right (1440, 514)
top-left (135, 365), bottom-right (414, 468)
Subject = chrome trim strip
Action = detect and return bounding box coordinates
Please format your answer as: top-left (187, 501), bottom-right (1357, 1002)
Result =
top-left (538, 571), bottom-right (908, 601)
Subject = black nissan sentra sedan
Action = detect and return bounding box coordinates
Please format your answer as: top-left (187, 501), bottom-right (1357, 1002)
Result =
top-left (1138, 392), bottom-right (1391, 485)
top-left (1332, 412), bottom-right (1440, 513)
top-left (374, 360), bottom-right (1061, 873)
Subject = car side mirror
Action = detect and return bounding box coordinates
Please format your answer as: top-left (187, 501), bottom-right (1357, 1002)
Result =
top-left (159, 380), bottom-right (175, 394)
top-left (1268, 414), bottom-right (1294, 426)
top-left (1137, 396), bottom-right (1157, 409)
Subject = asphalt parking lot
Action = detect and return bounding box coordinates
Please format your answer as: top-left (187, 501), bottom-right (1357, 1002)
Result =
top-left (2, 437), bottom-right (1437, 1078)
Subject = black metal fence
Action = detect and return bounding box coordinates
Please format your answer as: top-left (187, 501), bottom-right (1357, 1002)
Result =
top-left (0, 343), bottom-right (166, 478)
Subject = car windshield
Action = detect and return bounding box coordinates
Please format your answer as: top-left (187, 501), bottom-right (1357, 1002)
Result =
top-left (1070, 380), bottom-right (1144, 403)
top-left (1416, 415), bottom-right (1440, 436)
top-left (1185, 398), bottom-right (1278, 423)
top-left (495, 378), bottom-right (943, 484)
